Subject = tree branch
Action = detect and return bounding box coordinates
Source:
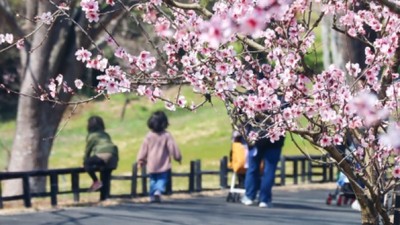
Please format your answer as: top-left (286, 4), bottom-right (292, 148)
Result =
top-left (376, 0), bottom-right (400, 15)
top-left (163, 0), bottom-right (212, 17)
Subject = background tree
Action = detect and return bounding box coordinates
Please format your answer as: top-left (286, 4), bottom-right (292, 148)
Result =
top-left (0, 0), bottom-right (126, 196)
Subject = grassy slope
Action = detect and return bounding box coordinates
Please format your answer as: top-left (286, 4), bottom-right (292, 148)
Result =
top-left (0, 86), bottom-right (317, 174)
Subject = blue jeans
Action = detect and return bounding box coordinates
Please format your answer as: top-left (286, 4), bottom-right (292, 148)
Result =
top-left (149, 171), bottom-right (169, 196)
top-left (245, 146), bottom-right (282, 203)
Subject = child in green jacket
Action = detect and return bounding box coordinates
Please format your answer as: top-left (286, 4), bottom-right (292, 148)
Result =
top-left (84, 116), bottom-right (119, 191)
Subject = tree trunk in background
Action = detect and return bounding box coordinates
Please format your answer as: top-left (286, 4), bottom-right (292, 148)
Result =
top-left (3, 1), bottom-right (79, 196)
top-left (322, 16), bottom-right (366, 70)
top-left (5, 1), bottom-right (62, 196)
top-left (2, 0), bottom-right (123, 196)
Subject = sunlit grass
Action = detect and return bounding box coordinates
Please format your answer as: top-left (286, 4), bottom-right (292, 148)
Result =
top-left (0, 86), bottom-right (318, 200)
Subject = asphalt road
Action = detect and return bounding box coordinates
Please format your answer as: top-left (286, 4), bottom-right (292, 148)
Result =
top-left (0, 187), bottom-right (360, 225)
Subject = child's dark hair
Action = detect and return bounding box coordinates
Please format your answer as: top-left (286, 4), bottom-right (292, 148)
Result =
top-left (87, 116), bottom-right (105, 133)
top-left (147, 111), bottom-right (169, 133)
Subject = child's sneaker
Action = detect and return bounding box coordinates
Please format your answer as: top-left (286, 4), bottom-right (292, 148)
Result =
top-left (259, 202), bottom-right (273, 208)
top-left (89, 181), bottom-right (103, 192)
top-left (241, 195), bottom-right (254, 206)
top-left (154, 190), bottom-right (161, 203)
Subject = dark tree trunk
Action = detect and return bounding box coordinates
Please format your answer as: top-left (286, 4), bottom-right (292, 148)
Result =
top-left (3, 0), bottom-right (123, 196)
top-left (3, 0), bottom-right (78, 196)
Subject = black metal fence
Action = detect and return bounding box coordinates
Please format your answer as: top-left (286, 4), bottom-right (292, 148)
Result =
top-left (0, 155), bottom-right (337, 209)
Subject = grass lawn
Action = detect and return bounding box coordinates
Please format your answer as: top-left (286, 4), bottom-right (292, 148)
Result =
top-left (0, 86), bottom-right (320, 195)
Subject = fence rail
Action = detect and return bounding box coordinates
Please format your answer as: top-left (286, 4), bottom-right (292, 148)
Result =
top-left (0, 155), bottom-right (337, 209)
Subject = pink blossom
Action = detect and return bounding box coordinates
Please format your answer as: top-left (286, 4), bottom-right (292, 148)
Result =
top-left (48, 80), bottom-right (57, 98)
top-left (137, 85), bottom-right (146, 96)
top-left (177, 96), bottom-right (187, 108)
top-left (248, 131), bottom-right (259, 143)
top-left (75, 47), bottom-right (92, 62)
top-left (86, 11), bottom-right (99, 23)
top-left (86, 55), bottom-right (108, 71)
top-left (348, 91), bottom-right (389, 127)
top-left (38, 12), bottom-right (53, 25)
top-left (5, 33), bottom-right (13, 44)
top-left (58, 3), bottom-right (70, 10)
top-left (150, 0), bottom-right (162, 6)
top-left (282, 108), bottom-right (293, 120)
top-left (393, 166), bottom-right (400, 178)
top-left (105, 0), bottom-right (115, 6)
top-left (106, 80), bottom-right (119, 94)
top-left (144, 87), bottom-right (153, 97)
top-left (238, 9), bottom-right (267, 35)
top-left (215, 63), bottom-right (233, 76)
top-left (105, 66), bottom-right (123, 79)
top-left (199, 15), bottom-right (233, 49)
top-left (0, 33), bottom-right (13, 44)
top-left (319, 134), bottom-right (332, 147)
top-left (105, 35), bottom-right (117, 47)
top-left (80, 0), bottom-right (99, 12)
top-left (56, 74), bottom-right (63, 85)
top-left (119, 78), bottom-right (131, 93)
top-left (16, 39), bottom-right (24, 49)
top-left (153, 87), bottom-right (162, 97)
top-left (345, 62), bottom-right (361, 77)
top-left (74, 79), bottom-right (84, 89)
top-left (165, 102), bottom-right (176, 111)
top-left (142, 6), bottom-right (157, 24)
top-left (155, 18), bottom-right (173, 37)
top-left (62, 81), bottom-right (73, 93)
top-left (151, 71), bottom-right (160, 78)
top-left (332, 134), bottom-right (343, 145)
top-left (379, 122), bottom-right (400, 148)
top-left (114, 47), bottom-right (126, 59)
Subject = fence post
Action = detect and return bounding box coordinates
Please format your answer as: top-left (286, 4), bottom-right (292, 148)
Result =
top-left (219, 156), bottom-right (228, 189)
top-left (100, 170), bottom-right (112, 201)
top-left (0, 180), bottom-right (3, 209)
top-left (166, 169), bottom-right (172, 195)
top-left (195, 160), bottom-right (202, 192)
top-left (141, 166), bottom-right (148, 196)
top-left (71, 172), bottom-right (80, 203)
top-left (301, 159), bottom-right (306, 183)
top-left (329, 162), bottom-right (334, 182)
top-left (293, 159), bottom-right (298, 185)
top-left (189, 161), bottom-right (195, 192)
top-left (322, 156), bottom-right (327, 182)
top-left (307, 160), bottom-right (312, 183)
top-left (22, 175), bottom-right (31, 208)
top-left (50, 173), bottom-right (58, 206)
top-left (280, 156), bottom-right (286, 186)
top-left (131, 163), bottom-right (137, 198)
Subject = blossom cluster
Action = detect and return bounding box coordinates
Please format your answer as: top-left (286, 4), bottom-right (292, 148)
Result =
top-left (123, 0), bottom-right (400, 178)
top-left (67, 0), bottom-right (400, 166)
top-left (0, 33), bottom-right (13, 45)
top-left (3, 0), bottom-right (400, 181)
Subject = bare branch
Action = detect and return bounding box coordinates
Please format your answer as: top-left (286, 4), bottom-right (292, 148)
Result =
top-left (163, 0), bottom-right (212, 17)
top-left (0, 83), bottom-right (106, 105)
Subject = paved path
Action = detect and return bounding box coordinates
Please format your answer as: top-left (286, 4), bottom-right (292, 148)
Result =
top-left (0, 187), bottom-right (360, 225)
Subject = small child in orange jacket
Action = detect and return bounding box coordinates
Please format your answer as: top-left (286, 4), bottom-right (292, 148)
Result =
top-left (228, 131), bottom-right (248, 188)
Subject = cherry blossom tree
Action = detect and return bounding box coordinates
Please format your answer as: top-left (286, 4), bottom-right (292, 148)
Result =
top-left (1, 0), bottom-right (400, 224)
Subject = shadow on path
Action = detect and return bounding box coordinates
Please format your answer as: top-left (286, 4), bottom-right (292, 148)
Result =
top-left (0, 188), bottom-right (360, 225)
